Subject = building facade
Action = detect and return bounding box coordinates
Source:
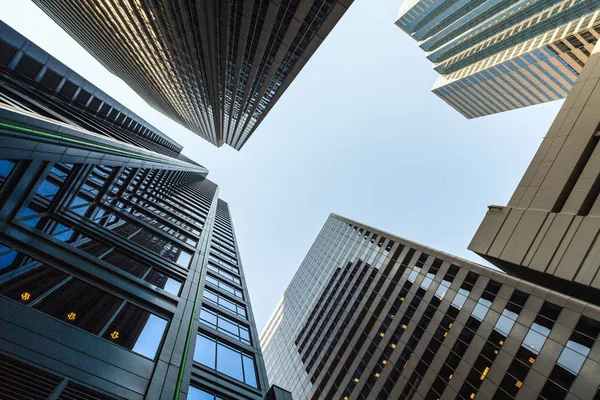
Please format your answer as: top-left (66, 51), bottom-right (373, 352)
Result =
top-left (0, 21), bottom-right (270, 400)
top-left (261, 214), bottom-right (600, 399)
top-left (469, 37), bottom-right (600, 307)
top-left (396, 0), bottom-right (600, 118)
top-left (30, 0), bottom-right (353, 150)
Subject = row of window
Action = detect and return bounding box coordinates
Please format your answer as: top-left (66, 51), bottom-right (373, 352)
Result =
top-left (0, 246), bottom-right (167, 359)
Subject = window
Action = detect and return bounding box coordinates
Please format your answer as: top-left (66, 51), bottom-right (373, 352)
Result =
top-left (101, 303), bottom-right (168, 359)
top-left (407, 266), bottom-right (421, 283)
top-left (188, 387), bottom-right (228, 400)
top-left (200, 306), bottom-right (251, 345)
top-left (556, 316), bottom-right (600, 374)
top-left (205, 275), bottom-right (243, 299)
top-left (194, 334), bottom-right (258, 388)
top-left (0, 159), bottom-right (15, 190)
top-left (207, 263), bottom-right (241, 285)
top-left (203, 288), bottom-right (246, 318)
top-left (0, 245), bottom-right (167, 359)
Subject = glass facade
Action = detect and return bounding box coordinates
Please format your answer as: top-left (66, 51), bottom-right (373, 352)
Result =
top-left (261, 214), bottom-right (600, 399)
top-left (396, 0), bottom-right (600, 118)
top-left (0, 21), bottom-right (268, 400)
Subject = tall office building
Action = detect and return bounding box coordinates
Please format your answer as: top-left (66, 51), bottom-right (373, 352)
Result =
top-left (396, 0), bottom-right (600, 118)
top-left (470, 30), bottom-right (600, 309)
top-left (30, 0), bottom-right (353, 150)
top-left (0, 21), bottom-right (272, 399)
top-left (261, 214), bottom-right (600, 399)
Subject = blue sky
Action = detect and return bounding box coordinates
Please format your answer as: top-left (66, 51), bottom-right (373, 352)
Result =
top-left (1, 0), bottom-right (562, 331)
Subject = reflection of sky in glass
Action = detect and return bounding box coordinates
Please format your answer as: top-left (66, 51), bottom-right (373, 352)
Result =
top-left (472, 302), bottom-right (489, 321)
top-left (495, 314), bottom-right (516, 336)
top-left (243, 354), bottom-right (257, 387)
top-left (0, 250), bottom-right (17, 270)
top-left (194, 334), bottom-right (215, 368)
top-left (37, 180), bottom-right (59, 199)
top-left (522, 328), bottom-right (548, 354)
top-left (557, 347), bottom-right (586, 374)
top-left (132, 314), bottom-right (167, 358)
top-left (164, 278), bottom-right (182, 296)
top-left (566, 339), bottom-right (591, 355)
top-left (0, 160), bottom-right (15, 178)
top-left (188, 386), bottom-right (214, 400)
top-left (217, 343), bottom-right (243, 381)
top-left (176, 251), bottom-right (192, 268)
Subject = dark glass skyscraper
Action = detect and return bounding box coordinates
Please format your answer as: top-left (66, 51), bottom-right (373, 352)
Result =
top-left (261, 214), bottom-right (600, 399)
top-left (0, 21), bottom-right (270, 399)
top-left (30, 0), bottom-right (354, 150)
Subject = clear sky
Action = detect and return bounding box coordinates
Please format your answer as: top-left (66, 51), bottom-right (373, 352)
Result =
top-left (1, 0), bottom-right (563, 331)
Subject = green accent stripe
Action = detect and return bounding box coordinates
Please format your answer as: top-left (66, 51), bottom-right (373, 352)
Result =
top-left (173, 200), bottom-right (216, 399)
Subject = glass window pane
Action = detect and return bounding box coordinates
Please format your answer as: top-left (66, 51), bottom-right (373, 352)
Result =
top-left (495, 315), bottom-right (516, 336)
top-left (557, 347), bottom-right (586, 374)
top-left (176, 251), bottom-right (192, 268)
top-left (243, 354), bottom-right (257, 388)
top-left (0, 255), bottom-right (68, 304)
top-left (102, 303), bottom-right (167, 359)
top-left (34, 278), bottom-right (122, 335)
top-left (200, 307), bottom-right (218, 328)
top-left (522, 329), bottom-right (548, 354)
top-left (217, 343), bottom-right (243, 381)
top-left (194, 334), bottom-right (216, 368)
top-left (188, 386), bottom-right (214, 400)
top-left (472, 303), bottom-right (489, 321)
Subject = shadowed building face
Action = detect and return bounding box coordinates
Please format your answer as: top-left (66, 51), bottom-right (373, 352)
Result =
top-left (30, 0), bottom-right (354, 149)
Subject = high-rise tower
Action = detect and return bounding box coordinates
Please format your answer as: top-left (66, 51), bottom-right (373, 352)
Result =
top-left (396, 0), bottom-right (600, 118)
top-left (470, 27), bottom-right (600, 310)
top-left (30, 0), bottom-right (354, 149)
top-left (261, 214), bottom-right (600, 399)
top-left (0, 21), bottom-right (270, 399)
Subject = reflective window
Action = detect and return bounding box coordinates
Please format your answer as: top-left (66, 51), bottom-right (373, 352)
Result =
top-left (200, 306), bottom-right (251, 345)
top-left (176, 250), bottom-right (192, 268)
top-left (203, 288), bottom-right (247, 318)
top-left (556, 316), bottom-right (600, 374)
top-left (207, 263), bottom-right (241, 285)
top-left (407, 266), bottom-right (421, 283)
top-left (522, 326), bottom-right (549, 354)
top-left (101, 303), bottom-right (168, 359)
top-left (188, 386), bottom-right (227, 400)
top-left (0, 159), bottom-right (15, 190)
top-left (194, 333), bottom-right (258, 388)
top-left (205, 275), bottom-right (243, 299)
top-left (0, 244), bottom-right (168, 359)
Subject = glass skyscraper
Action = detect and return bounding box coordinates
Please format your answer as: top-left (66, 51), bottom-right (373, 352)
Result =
top-left (30, 0), bottom-right (354, 150)
top-left (0, 20), bottom-right (274, 399)
top-left (396, 0), bottom-right (600, 118)
top-left (261, 214), bottom-right (600, 399)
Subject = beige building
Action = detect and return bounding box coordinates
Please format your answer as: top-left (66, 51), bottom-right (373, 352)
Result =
top-left (470, 43), bottom-right (600, 306)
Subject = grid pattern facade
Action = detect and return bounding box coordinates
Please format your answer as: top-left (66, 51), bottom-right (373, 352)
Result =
top-left (0, 21), bottom-right (268, 400)
top-left (396, 0), bottom-right (600, 118)
top-left (261, 214), bottom-right (600, 399)
top-left (30, 0), bottom-right (353, 150)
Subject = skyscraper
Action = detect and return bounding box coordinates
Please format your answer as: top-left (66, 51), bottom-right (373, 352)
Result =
top-left (0, 21), bottom-right (271, 399)
top-left (30, 0), bottom-right (354, 150)
top-left (396, 0), bottom-right (600, 118)
top-left (261, 214), bottom-right (600, 399)
top-left (469, 31), bottom-right (600, 309)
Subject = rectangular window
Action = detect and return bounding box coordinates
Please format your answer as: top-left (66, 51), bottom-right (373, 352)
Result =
top-left (203, 288), bottom-right (246, 318)
top-left (200, 306), bottom-right (251, 345)
top-left (194, 333), bottom-right (258, 388)
top-left (0, 245), bottom-right (167, 359)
